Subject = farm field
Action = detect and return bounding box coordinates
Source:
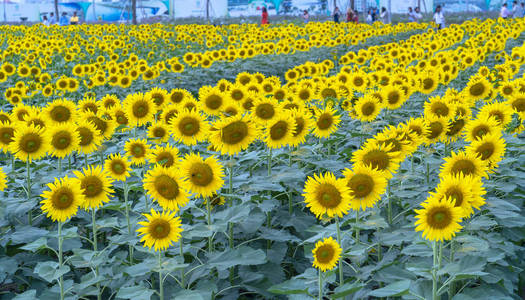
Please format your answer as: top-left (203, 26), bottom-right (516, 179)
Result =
top-left (0, 18), bottom-right (524, 300)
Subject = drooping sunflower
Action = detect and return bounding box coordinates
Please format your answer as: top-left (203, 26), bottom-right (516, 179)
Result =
top-left (434, 173), bottom-right (476, 218)
top-left (312, 237), bottom-right (342, 272)
top-left (123, 92), bottom-right (155, 126)
top-left (0, 167), bottom-right (7, 191)
top-left (342, 165), bottom-right (387, 211)
top-left (507, 92), bottom-right (525, 118)
top-left (477, 101), bottom-right (514, 127)
top-left (73, 165), bottom-right (114, 210)
top-left (303, 172), bottom-right (351, 219)
top-left (170, 109), bottom-right (210, 146)
top-left (46, 124), bottom-right (80, 158)
top-left (83, 112), bottom-right (117, 140)
top-left (76, 120), bottom-right (104, 155)
top-left (125, 138), bottom-right (150, 166)
top-left (466, 133), bottom-right (506, 167)
top-left (264, 111), bottom-right (296, 149)
top-left (137, 209), bottom-right (183, 251)
top-left (44, 99), bottom-right (77, 125)
top-left (146, 143), bottom-right (180, 169)
top-left (463, 116), bottom-right (501, 142)
top-left (446, 118), bottom-right (467, 143)
top-left (146, 122), bottom-right (170, 144)
top-left (440, 150), bottom-right (488, 179)
top-left (414, 195), bottom-right (463, 242)
top-left (40, 176), bottom-right (85, 222)
top-left (9, 124), bottom-right (50, 162)
top-left (104, 153), bottom-right (130, 181)
top-left (179, 153), bottom-right (225, 198)
top-left (351, 141), bottom-right (401, 179)
top-left (289, 108), bottom-right (314, 147)
top-left (0, 121), bottom-right (15, 153)
top-left (423, 116), bottom-right (449, 145)
top-left (143, 165), bottom-right (189, 211)
top-left (208, 115), bottom-right (259, 156)
top-left (354, 94), bottom-right (382, 122)
top-left (313, 106), bottom-right (341, 138)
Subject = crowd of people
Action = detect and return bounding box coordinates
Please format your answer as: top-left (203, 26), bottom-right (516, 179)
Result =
top-left (500, 1), bottom-right (525, 18)
top-left (41, 11), bottom-right (80, 26)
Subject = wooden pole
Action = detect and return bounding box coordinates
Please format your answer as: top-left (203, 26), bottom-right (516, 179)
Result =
top-left (206, 0), bottom-right (209, 21)
top-left (54, 0), bottom-right (59, 19)
top-left (132, 0), bottom-right (137, 24)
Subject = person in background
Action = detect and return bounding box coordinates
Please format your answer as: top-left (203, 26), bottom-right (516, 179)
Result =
top-left (346, 8), bottom-right (354, 22)
top-left (302, 10), bottom-right (309, 23)
top-left (433, 5), bottom-right (445, 29)
top-left (42, 15), bottom-right (50, 26)
top-left (408, 7), bottom-right (415, 22)
top-left (70, 11), bottom-right (79, 25)
top-left (500, 3), bottom-right (511, 18)
top-left (353, 10), bottom-right (359, 23)
top-left (333, 6), bottom-right (341, 23)
top-left (513, 1), bottom-right (524, 17)
top-left (366, 9), bottom-right (373, 24)
top-left (372, 7), bottom-right (378, 22)
top-left (49, 12), bottom-right (56, 25)
top-left (414, 7), bottom-right (423, 23)
top-left (261, 7), bottom-right (269, 25)
top-left (380, 7), bottom-right (390, 23)
top-left (59, 12), bottom-right (69, 26)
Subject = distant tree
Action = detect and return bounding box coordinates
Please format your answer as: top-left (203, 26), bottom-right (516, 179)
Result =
top-left (54, 0), bottom-right (59, 18)
top-left (132, 0), bottom-right (137, 24)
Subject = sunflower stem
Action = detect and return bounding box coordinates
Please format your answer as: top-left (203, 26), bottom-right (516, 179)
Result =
top-left (92, 208), bottom-right (101, 300)
top-left (335, 217), bottom-right (344, 286)
top-left (355, 210), bottom-right (360, 245)
top-left (11, 154), bottom-right (14, 172)
top-left (158, 251), bottom-right (164, 300)
top-left (58, 222), bottom-right (65, 300)
top-left (179, 238), bottom-right (185, 288)
top-left (123, 182), bottom-right (133, 264)
top-left (288, 191), bottom-right (293, 215)
top-left (26, 159), bottom-right (32, 226)
top-left (432, 241), bottom-right (441, 300)
top-left (267, 148), bottom-right (272, 177)
top-left (206, 197), bottom-right (213, 253)
top-left (387, 183), bottom-right (392, 225)
top-left (426, 162), bottom-right (430, 186)
top-left (318, 269), bottom-right (323, 300)
top-left (448, 239), bottom-right (456, 298)
top-left (58, 158), bottom-right (62, 174)
top-left (228, 163), bottom-right (234, 284)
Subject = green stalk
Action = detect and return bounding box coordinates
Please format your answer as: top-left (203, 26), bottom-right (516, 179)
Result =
top-left (432, 241), bottom-right (440, 300)
top-left (58, 222), bottom-right (65, 300)
top-left (158, 251), bottom-right (164, 300)
top-left (426, 162), bottom-right (430, 185)
top-left (288, 191), bottom-right (293, 215)
top-left (448, 239), bottom-right (455, 298)
top-left (318, 269), bottom-right (323, 300)
top-left (58, 158), bottom-right (62, 174)
top-left (68, 155), bottom-right (71, 170)
top-left (92, 209), bottom-right (101, 300)
top-left (206, 197), bottom-right (213, 253)
top-left (179, 238), bottom-right (185, 288)
top-left (84, 154), bottom-right (89, 169)
top-left (335, 217), bottom-right (343, 286)
top-left (387, 183), bottom-right (392, 225)
top-left (27, 159), bottom-right (32, 226)
top-left (355, 210), bottom-right (360, 244)
top-left (123, 182), bottom-right (133, 264)
top-left (228, 163), bottom-right (234, 284)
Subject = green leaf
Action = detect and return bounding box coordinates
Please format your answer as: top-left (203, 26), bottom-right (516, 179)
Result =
top-left (401, 243), bottom-right (433, 257)
top-left (34, 261), bottom-right (70, 283)
top-left (123, 261), bottom-right (153, 277)
top-left (268, 278), bottom-right (308, 295)
top-left (438, 255), bottom-right (488, 278)
top-left (116, 285), bottom-right (155, 300)
top-left (368, 280), bottom-right (411, 297)
top-left (207, 246), bottom-right (267, 271)
top-left (19, 237), bottom-right (48, 252)
top-left (331, 282), bottom-right (365, 299)
top-left (12, 290), bottom-right (37, 300)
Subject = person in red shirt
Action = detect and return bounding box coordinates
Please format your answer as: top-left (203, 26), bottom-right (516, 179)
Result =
top-left (261, 7), bottom-right (269, 24)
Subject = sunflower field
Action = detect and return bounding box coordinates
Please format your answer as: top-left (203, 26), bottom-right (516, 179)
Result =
top-left (0, 17), bottom-right (524, 300)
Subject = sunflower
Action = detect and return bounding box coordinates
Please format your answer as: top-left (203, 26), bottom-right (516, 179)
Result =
top-left (434, 174), bottom-right (476, 218)
top-left (465, 76), bottom-right (491, 100)
top-left (423, 116), bottom-right (449, 145)
top-left (303, 172), bottom-right (351, 219)
top-left (179, 153), bottom-right (225, 198)
top-left (45, 124), bottom-right (80, 158)
top-left (104, 153), bottom-right (130, 181)
top-left (354, 94), bottom-right (382, 122)
top-left (446, 118), bottom-right (467, 143)
top-left (146, 87), bottom-right (169, 108)
top-left (440, 150), bottom-right (488, 179)
top-left (289, 108), bottom-right (314, 146)
top-left (312, 237), bottom-right (342, 272)
top-left (199, 87), bottom-right (225, 116)
top-left (73, 165), bottom-right (114, 210)
top-left (100, 94), bottom-right (119, 111)
top-left (170, 109), bottom-right (210, 146)
top-left (0, 121), bottom-right (15, 153)
top-left (414, 195), bottom-right (463, 242)
top-left (40, 176), bottom-right (85, 222)
top-left (9, 124), bottom-right (49, 162)
top-left (110, 107), bottom-right (129, 129)
top-left (382, 85), bottom-right (406, 110)
top-left (143, 166), bottom-right (189, 211)
top-left (78, 97), bottom-right (100, 114)
top-left (424, 96), bottom-right (456, 119)
top-left (125, 138), bottom-right (150, 166)
top-left (76, 120), bottom-right (104, 155)
top-left (466, 133), bottom-right (506, 167)
top-left (146, 143), bottom-right (180, 169)
top-left (419, 72), bottom-right (439, 94)
top-left (313, 106), bottom-right (341, 138)
top-left (477, 101), bottom-right (514, 127)
top-left (351, 141), bottom-right (401, 179)
top-left (208, 115), bottom-right (259, 156)
top-left (123, 93), bottom-right (155, 126)
top-left (203, 193), bottom-right (226, 207)
top-left (44, 99), bottom-right (77, 125)
top-left (342, 165), bottom-right (387, 211)
top-left (168, 88), bottom-right (193, 105)
top-left (251, 96), bottom-right (279, 125)
top-left (264, 111), bottom-right (296, 149)
top-left (0, 168), bottom-right (7, 191)
top-left (463, 116), bottom-right (501, 142)
top-left (137, 209), bottom-right (183, 251)
top-left (146, 122), bottom-right (170, 144)
top-left (508, 92), bottom-right (525, 118)
top-left (403, 118), bottom-right (429, 143)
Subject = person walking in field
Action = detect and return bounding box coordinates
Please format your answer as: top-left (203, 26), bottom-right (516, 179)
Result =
top-left (70, 11), bottom-right (79, 25)
top-left (380, 7), bottom-right (390, 23)
top-left (408, 7), bottom-right (415, 22)
top-left (261, 7), bottom-right (269, 24)
top-left (500, 3), bottom-right (511, 18)
top-left (433, 5), bottom-right (445, 29)
top-left (513, 1), bottom-right (524, 17)
top-left (302, 10), bottom-right (310, 23)
top-left (333, 7), bottom-right (341, 23)
top-left (59, 12), bottom-right (70, 26)
top-left (414, 7), bottom-right (423, 23)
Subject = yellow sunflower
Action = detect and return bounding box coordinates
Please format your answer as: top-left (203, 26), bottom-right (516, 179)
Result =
top-left (179, 153), bottom-right (225, 198)
top-left (104, 153), bottom-right (130, 181)
top-left (43, 99), bottom-right (78, 125)
top-left (423, 116), bottom-right (449, 145)
top-left (289, 108), bottom-right (314, 146)
top-left (465, 76), bottom-right (491, 100)
top-left (208, 115), bottom-right (259, 156)
top-left (123, 92), bottom-right (155, 126)
top-left (414, 195), bottom-right (463, 242)
top-left (147, 122), bottom-right (170, 144)
top-left (143, 165), bottom-right (189, 212)
top-left (0, 121), bottom-right (15, 153)
top-left (466, 133), bottom-right (506, 167)
top-left (73, 165), bottom-right (114, 210)
top-left (342, 165), bottom-right (387, 211)
top-left (313, 106), bottom-right (341, 138)
top-left (477, 101), bottom-right (514, 127)
top-left (303, 172), bottom-right (351, 219)
top-left (351, 141), bottom-right (401, 179)
top-left (0, 167), bottom-right (7, 191)
top-left (125, 138), bottom-right (150, 166)
top-left (170, 109), bottom-right (210, 146)
top-left (434, 173), bottom-right (476, 218)
top-left (312, 237), bottom-right (342, 272)
top-left (9, 124), bottom-right (50, 162)
top-left (440, 150), bottom-right (488, 179)
top-left (462, 117), bottom-right (501, 143)
top-left (76, 120), bottom-right (104, 155)
top-left (251, 96), bottom-right (279, 125)
top-left (264, 111), bottom-right (296, 149)
top-left (137, 209), bottom-right (183, 251)
top-left (146, 143), bottom-right (180, 169)
top-left (46, 124), bottom-right (80, 158)
top-left (199, 87), bottom-right (225, 116)
top-left (354, 94), bottom-right (382, 122)
top-left (40, 176), bottom-right (85, 222)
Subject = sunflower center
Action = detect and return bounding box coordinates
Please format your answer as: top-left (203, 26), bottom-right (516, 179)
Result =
top-left (502, 86), bottom-right (513, 95)
top-left (152, 94), bottom-right (163, 106)
top-left (52, 131), bottom-right (71, 150)
top-left (50, 105), bottom-right (71, 122)
top-left (473, 125), bottom-right (489, 139)
top-left (87, 116), bottom-right (108, 135)
top-left (293, 117), bottom-right (305, 137)
top-left (348, 173), bottom-right (374, 198)
top-left (427, 207), bottom-right (452, 229)
top-left (316, 245), bottom-right (334, 263)
top-left (361, 102), bottom-right (376, 116)
top-left (111, 161), bottom-right (125, 174)
top-left (0, 128), bottom-right (14, 144)
top-left (52, 188), bottom-right (74, 209)
top-left (77, 127), bottom-right (94, 146)
top-left (20, 133), bottom-right (41, 153)
top-left (511, 97), bottom-right (525, 112)
top-left (190, 163), bottom-right (213, 187)
top-left (133, 100), bottom-right (149, 118)
top-left (205, 95), bottom-right (222, 110)
top-left (321, 88), bottom-right (337, 99)
top-left (317, 113), bottom-right (333, 130)
top-left (156, 152), bottom-right (174, 168)
top-left (451, 159), bottom-right (476, 176)
top-left (171, 91), bottom-right (183, 103)
top-left (154, 175), bottom-right (179, 200)
top-left (231, 90), bottom-right (243, 101)
top-left (116, 114), bottom-right (128, 125)
top-left (149, 219), bottom-right (171, 239)
top-left (488, 111), bottom-right (503, 124)
top-left (446, 119), bottom-right (465, 136)
top-left (270, 121), bottom-right (288, 140)
top-left (316, 183), bottom-right (342, 208)
top-left (221, 121), bottom-right (248, 144)
top-left (427, 121), bottom-right (444, 139)
top-left (362, 149), bottom-right (389, 171)
top-left (469, 82), bottom-right (485, 96)
top-left (378, 138), bottom-right (402, 152)
top-left (153, 128), bottom-right (165, 138)
top-left (298, 90), bottom-right (310, 101)
top-left (387, 91), bottom-right (400, 104)
top-left (422, 78), bottom-right (434, 90)
top-left (445, 187), bottom-right (464, 207)
top-left (132, 144), bottom-right (145, 157)
top-left (81, 176), bottom-right (103, 198)
top-left (409, 125), bottom-right (422, 136)
top-left (353, 77), bottom-right (364, 87)
top-left (179, 117), bottom-right (200, 136)
top-left (431, 102), bottom-right (449, 117)
top-left (256, 103), bottom-right (275, 120)
top-left (275, 90), bottom-right (285, 100)
top-left (476, 142), bottom-right (494, 160)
